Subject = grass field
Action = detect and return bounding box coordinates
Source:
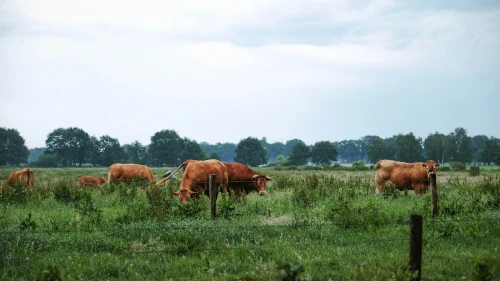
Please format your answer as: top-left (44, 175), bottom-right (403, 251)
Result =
top-left (1, 166), bottom-right (499, 280)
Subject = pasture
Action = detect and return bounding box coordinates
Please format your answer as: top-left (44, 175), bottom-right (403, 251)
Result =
top-left (1, 167), bottom-right (499, 280)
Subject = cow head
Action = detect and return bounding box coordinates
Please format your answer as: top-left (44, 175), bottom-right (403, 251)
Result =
top-left (422, 160), bottom-right (440, 176)
top-left (173, 189), bottom-right (198, 203)
top-left (251, 175), bottom-right (272, 195)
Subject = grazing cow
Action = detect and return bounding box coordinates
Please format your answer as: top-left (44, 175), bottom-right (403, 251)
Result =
top-left (108, 163), bottom-right (155, 183)
top-left (75, 176), bottom-right (108, 189)
top-left (375, 159), bottom-right (440, 195)
top-left (7, 168), bottom-right (35, 189)
top-left (155, 159), bottom-right (228, 203)
top-left (223, 162), bottom-right (272, 199)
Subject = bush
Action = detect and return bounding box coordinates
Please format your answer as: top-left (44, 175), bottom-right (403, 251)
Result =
top-left (352, 161), bottom-right (369, 171)
top-left (470, 253), bottom-right (499, 281)
top-left (451, 162), bottom-right (466, 171)
top-left (0, 181), bottom-right (31, 204)
top-left (439, 166), bottom-right (451, 172)
top-left (53, 179), bottom-right (81, 204)
top-left (469, 166), bottom-right (480, 176)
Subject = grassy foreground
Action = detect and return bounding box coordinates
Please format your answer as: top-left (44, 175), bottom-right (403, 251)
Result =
top-left (1, 167), bottom-right (500, 280)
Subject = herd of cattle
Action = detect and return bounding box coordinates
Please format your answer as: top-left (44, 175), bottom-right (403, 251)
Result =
top-left (2, 159), bottom-right (441, 203)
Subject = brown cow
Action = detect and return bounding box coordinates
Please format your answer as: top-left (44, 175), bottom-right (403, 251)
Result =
top-left (155, 159), bottom-right (228, 203)
top-left (7, 168), bottom-right (35, 189)
top-left (375, 159), bottom-right (440, 195)
top-left (108, 163), bottom-right (155, 183)
top-left (75, 176), bottom-right (108, 189)
top-left (223, 162), bottom-right (271, 199)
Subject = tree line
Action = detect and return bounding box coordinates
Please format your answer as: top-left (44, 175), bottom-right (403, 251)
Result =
top-left (1, 126), bottom-right (499, 167)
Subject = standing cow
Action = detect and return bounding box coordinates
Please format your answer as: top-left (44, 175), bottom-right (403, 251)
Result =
top-left (108, 163), bottom-right (155, 183)
top-left (155, 159), bottom-right (228, 203)
top-left (7, 168), bottom-right (35, 189)
top-left (375, 159), bottom-right (440, 195)
top-left (223, 162), bottom-right (271, 199)
top-left (75, 175), bottom-right (108, 189)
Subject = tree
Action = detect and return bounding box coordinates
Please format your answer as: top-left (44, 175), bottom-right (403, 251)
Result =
top-left (209, 152), bottom-right (220, 160)
top-left (483, 137), bottom-right (500, 165)
top-left (337, 140), bottom-right (362, 163)
top-left (447, 127), bottom-right (473, 164)
top-left (0, 127), bottom-right (29, 165)
top-left (124, 141), bottom-right (147, 164)
top-left (149, 130), bottom-right (183, 166)
top-left (367, 137), bottom-right (394, 163)
top-left (96, 135), bottom-right (126, 166)
top-left (358, 135), bottom-right (378, 162)
top-left (471, 135), bottom-right (488, 164)
top-left (275, 155), bottom-right (286, 166)
top-left (35, 154), bottom-right (60, 167)
top-left (423, 132), bottom-right (448, 164)
top-left (283, 139), bottom-right (304, 157)
top-left (234, 137), bottom-right (267, 166)
top-left (288, 140), bottom-right (310, 166)
top-left (200, 142), bottom-right (236, 162)
top-left (310, 141), bottom-right (338, 165)
top-left (28, 147), bottom-right (46, 164)
top-left (180, 138), bottom-right (207, 162)
top-left (267, 142), bottom-right (286, 163)
top-left (45, 127), bottom-right (92, 166)
top-left (393, 133), bottom-right (423, 162)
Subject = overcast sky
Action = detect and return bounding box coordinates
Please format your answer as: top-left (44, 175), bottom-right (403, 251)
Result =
top-left (1, 0), bottom-right (499, 149)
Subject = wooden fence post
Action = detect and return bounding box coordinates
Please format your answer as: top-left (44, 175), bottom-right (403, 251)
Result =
top-left (209, 174), bottom-right (217, 221)
top-left (430, 173), bottom-right (437, 218)
top-left (409, 215), bottom-right (422, 281)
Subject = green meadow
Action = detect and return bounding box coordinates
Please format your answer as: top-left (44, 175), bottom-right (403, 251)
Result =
top-left (1, 167), bottom-right (499, 280)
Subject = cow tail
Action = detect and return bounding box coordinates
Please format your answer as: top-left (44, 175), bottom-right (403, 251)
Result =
top-left (154, 162), bottom-right (188, 187)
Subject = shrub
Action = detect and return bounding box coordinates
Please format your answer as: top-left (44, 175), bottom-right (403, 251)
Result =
top-left (0, 181), bottom-right (31, 204)
top-left (439, 166), bottom-right (451, 172)
top-left (451, 162), bottom-right (466, 171)
top-left (326, 198), bottom-right (387, 229)
top-left (53, 179), bottom-right (80, 204)
top-left (381, 183), bottom-right (400, 199)
top-left (146, 185), bottom-right (175, 220)
top-left (470, 253), bottom-right (499, 281)
top-left (352, 161), bottom-right (369, 171)
top-left (469, 166), bottom-right (480, 176)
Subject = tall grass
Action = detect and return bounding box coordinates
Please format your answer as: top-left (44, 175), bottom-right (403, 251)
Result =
top-left (0, 167), bottom-right (499, 280)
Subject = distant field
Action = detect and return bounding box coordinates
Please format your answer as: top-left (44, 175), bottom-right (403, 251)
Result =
top-left (1, 166), bottom-right (499, 280)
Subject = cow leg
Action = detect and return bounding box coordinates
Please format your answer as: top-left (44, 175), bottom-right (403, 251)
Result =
top-left (412, 182), bottom-right (421, 195)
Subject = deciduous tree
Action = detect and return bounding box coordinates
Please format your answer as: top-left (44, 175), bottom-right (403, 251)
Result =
top-left (149, 130), bottom-right (183, 166)
top-left (367, 137), bottom-right (394, 163)
top-left (394, 132), bottom-right (423, 162)
top-left (288, 140), bottom-right (310, 166)
top-left (234, 137), bottom-right (267, 166)
top-left (311, 141), bottom-right (338, 165)
top-left (0, 127), bottom-right (29, 165)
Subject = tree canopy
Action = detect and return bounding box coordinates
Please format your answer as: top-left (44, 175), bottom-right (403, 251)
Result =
top-left (288, 140), bottom-right (310, 166)
top-left (234, 137), bottom-right (267, 166)
top-left (0, 127), bottom-right (29, 165)
top-left (310, 141), bottom-right (338, 165)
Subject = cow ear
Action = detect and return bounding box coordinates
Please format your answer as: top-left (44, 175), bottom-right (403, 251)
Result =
top-left (251, 175), bottom-right (258, 180)
top-left (435, 163), bottom-right (440, 167)
top-left (173, 191), bottom-right (180, 196)
top-left (422, 163), bottom-right (426, 167)
top-left (266, 176), bottom-right (272, 181)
